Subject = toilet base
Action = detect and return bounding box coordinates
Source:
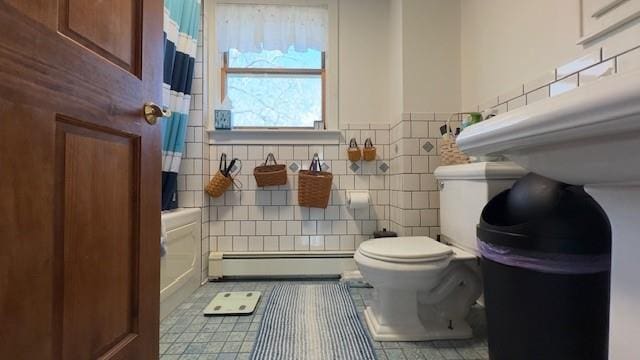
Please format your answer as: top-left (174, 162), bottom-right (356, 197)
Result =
top-left (364, 306), bottom-right (473, 342)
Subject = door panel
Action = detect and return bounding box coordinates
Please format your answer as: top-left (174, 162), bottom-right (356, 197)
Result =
top-left (0, 0), bottom-right (163, 359)
top-left (60, 0), bottom-right (142, 74)
top-left (57, 120), bottom-right (140, 359)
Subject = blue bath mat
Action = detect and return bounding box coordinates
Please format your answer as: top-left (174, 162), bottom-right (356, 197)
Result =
top-left (251, 283), bottom-right (377, 360)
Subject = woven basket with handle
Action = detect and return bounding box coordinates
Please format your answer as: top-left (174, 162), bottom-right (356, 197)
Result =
top-left (205, 171), bottom-right (232, 198)
top-left (254, 153), bottom-right (287, 187)
top-left (205, 153), bottom-right (240, 197)
top-left (440, 113), bottom-right (470, 166)
top-left (362, 138), bottom-right (376, 161)
top-left (347, 138), bottom-right (361, 162)
top-left (298, 153), bottom-right (333, 208)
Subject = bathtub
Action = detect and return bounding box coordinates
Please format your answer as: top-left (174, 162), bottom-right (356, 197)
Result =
top-left (160, 208), bottom-right (202, 319)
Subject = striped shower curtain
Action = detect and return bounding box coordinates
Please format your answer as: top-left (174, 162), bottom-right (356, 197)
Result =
top-left (162, 0), bottom-right (201, 210)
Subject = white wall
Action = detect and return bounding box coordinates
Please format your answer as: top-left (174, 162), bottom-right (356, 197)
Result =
top-left (389, 0), bottom-right (404, 123)
top-left (310, 0), bottom-right (464, 124)
top-left (460, 0), bottom-right (583, 109)
top-left (460, 0), bottom-right (640, 109)
top-left (337, 0), bottom-right (464, 123)
top-left (402, 0), bottom-right (461, 113)
top-left (338, 0), bottom-right (392, 124)
top-left (340, 0), bottom-right (464, 124)
top-left (341, 0), bottom-right (467, 121)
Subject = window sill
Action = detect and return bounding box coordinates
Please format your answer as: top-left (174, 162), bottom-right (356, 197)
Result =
top-left (207, 128), bottom-right (342, 145)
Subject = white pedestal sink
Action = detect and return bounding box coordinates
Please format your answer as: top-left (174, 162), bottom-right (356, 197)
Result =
top-left (457, 69), bottom-right (640, 360)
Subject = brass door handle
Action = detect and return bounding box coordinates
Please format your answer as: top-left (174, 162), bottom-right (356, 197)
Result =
top-left (143, 102), bottom-right (171, 125)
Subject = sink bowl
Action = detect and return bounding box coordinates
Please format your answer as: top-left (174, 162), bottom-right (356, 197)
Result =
top-left (458, 69), bottom-right (640, 360)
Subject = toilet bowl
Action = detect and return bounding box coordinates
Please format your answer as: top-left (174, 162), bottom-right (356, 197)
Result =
top-left (355, 236), bottom-right (481, 341)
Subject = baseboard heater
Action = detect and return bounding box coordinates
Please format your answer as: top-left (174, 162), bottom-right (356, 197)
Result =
top-left (208, 251), bottom-right (357, 279)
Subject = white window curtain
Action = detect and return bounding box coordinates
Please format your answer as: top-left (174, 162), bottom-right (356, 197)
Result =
top-left (216, 3), bottom-right (328, 53)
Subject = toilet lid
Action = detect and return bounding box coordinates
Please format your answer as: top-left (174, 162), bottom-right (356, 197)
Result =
top-left (358, 237), bottom-right (453, 263)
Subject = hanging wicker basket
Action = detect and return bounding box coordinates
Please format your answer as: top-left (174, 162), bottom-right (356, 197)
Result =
top-left (440, 113), bottom-right (470, 166)
top-left (206, 171), bottom-right (232, 198)
top-left (206, 153), bottom-right (240, 197)
top-left (347, 138), bottom-right (361, 161)
top-left (254, 153), bottom-right (287, 187)
top-left (298, 153), bottom-right (333, 208)
top-left (362, 138), bottom-right (376, 161)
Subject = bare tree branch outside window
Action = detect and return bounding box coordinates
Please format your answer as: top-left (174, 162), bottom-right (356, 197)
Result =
top-left (222, 47), bottom-right (325, 128)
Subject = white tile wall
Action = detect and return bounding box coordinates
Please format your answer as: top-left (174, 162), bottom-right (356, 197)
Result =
top-left (207, 123), bottom-right (391, 253)
top-left (523, 71), bottom-right (556, 93)
top-left (507, 96), bottom-right (526, 111)
top-left (388, 113), bottom-right (445, 239)
top-left (526, 86), bottom-right (549, 105)
top-left (579, 59), bottom-right (615, 85)
top-left (550, 74), bottom-right (578, 97)
top-left (188, 17), bottom-right (640, 276)
top-left (479, 43), bottom-right (640, 118)
top-left (556, 49), bottom-right (602, 79)
top-left (175, 22), bottom-right (210, 283)
top-left (617, 46), bottom-right (640, 74)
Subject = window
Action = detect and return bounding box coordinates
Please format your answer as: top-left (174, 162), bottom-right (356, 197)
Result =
top-left (211, 2), bottom-right (335, 132)
top-left (221, 46), bottom-right (325, 128)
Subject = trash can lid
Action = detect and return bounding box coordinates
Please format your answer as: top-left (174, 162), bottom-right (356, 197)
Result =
top-left (478, 173), bottom-right (611, 255)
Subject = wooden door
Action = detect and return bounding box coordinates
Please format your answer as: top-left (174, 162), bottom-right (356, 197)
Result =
top-left (0, 0), bottom-right (163, 359)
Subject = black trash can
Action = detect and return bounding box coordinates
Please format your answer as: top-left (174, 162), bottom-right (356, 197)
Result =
top-left (477, 173), bottom-right (611, 360)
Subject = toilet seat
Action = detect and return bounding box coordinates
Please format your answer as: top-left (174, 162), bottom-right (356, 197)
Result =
top-left (358, 236), bottom-right (453, 263)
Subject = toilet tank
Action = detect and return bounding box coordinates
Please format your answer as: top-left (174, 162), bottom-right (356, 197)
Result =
top-left (434, 162), bottom-right (527, 255)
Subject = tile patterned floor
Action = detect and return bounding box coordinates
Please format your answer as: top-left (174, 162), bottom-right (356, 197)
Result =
top-left (159, 280), bottom-right (489, 360)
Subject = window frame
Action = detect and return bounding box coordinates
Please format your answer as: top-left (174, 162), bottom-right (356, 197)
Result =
top-left (204, 0), bottom-right (340, 140)
top-left (220, 50), bottom-right (326, 129)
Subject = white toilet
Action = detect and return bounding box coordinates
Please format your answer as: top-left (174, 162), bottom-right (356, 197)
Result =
top-left (355, 162), bottom-right (526, 342)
